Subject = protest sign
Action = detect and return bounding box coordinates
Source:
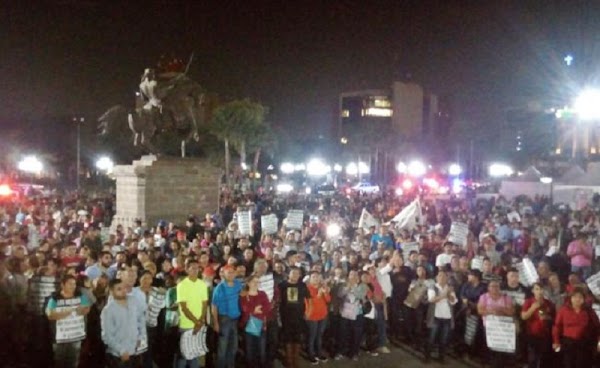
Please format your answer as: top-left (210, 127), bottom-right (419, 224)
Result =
top-left (471, 256), bottom-right (484, 271)
top-left (55, 298), bottom-right (86, 343)
top-left (546, 245), bottom-right (558, 257)
top-left (593, 304), bottom-right (600, 321)
top-left (180, 327), bottom-right (209, 359)
top-left (448, 222), bottom-right (469, 247)
top-left (237, 210), bottom-right (253, 236)
top-left (507, 211), bottom-right (521, 223)
top-left (401, 242), bottom-right (420, 260)
top-left (28, 276), bottom-right (57, 315)
top-left (286, 210), bottom-right (304, 230)
top-left (516, 258), bottom-right (538, 287)
top-left (358, 208), bottom-right (379, 231)
top-left (261, 214), bottom-right (278, 235)
top-left (388, 199), bottom-right (422, 229)
top-left (136, 335), bottom-right (148, 354)
top-left (147, 288), bottom-right (166, 328)
top-left (586, 271), bottom-right (600, 297)
top-left (485, 316), bottom-right (516, 353)
top-left (465, 315), bottom-right (478, 346)
top-left (595, 245), bottom-right (600, 259)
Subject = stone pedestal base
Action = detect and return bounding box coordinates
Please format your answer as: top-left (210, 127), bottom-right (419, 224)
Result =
top-left (111, 155), bottom-right (220, 231)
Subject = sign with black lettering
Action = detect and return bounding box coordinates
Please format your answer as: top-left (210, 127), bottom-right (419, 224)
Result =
top-left (485, 316), bottom-right (516, 353)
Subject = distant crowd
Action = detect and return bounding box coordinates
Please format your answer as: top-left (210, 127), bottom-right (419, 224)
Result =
top-left (2, 190), bottom-right (600, 368)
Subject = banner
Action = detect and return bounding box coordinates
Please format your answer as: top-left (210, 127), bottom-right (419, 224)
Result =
top-left (358, 208), bottom-right (379, 231)
top-left (388, 199), bottom-right (422, 229)
top-left (237, 210), bottom-right (253, 236)
top-left (516, 258), bottom-right (539, 287)
top-left (286, 209), bottom-right (304, 230)
top-left (261, 214), bottom-right (278, 235)
top-left (448, 222), bottom-right (469, 247)
top-left (147, 288), bottom-right (166, 328)
top-left (485, 315), bottom-right (516, 353)
top-left (28, 276), bottom-right (57, 315)
top-left (180, 327), bottom-right (209, 359)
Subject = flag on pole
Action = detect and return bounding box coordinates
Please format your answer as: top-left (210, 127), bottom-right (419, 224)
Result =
top-left (388, 198), bottom-right (422, 229)
top-left (358, 208), bottom-right (379, 231)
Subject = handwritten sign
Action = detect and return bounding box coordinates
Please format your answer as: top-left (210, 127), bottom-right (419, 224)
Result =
top-left (516, 258), bottom-right (538, 287)
top-left (286, 210), bottom-right (304, 230)
top-left (28, 276), bottom-right (57, 315)
top-left (237, 210), bottom-right (253, 236)
top-left (401, 242), bottom-right (420, 260)
top-left (465, 315), bottom-right (478, 346)
top-left (471, 256), bottom-right (484, 271)
top-left (147, 288), bottom-right (166, 328)
top-left (358, 208), bottom-right (379, 231)
top-left (448, 222), bottom-right (469, 247)
top-left (55, 298), bottom-right (86, 343)
top-left (180, 327), bottom-right (208, 359)
top-left (586, 271), bottom-right (600, 297)
top-left (261, 214), bottom-right (278, 235)
top-left (485, 315), bottom-right (516, 353)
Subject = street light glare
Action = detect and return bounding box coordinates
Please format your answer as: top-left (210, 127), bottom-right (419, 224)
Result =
top-left (407, 161), bottom-right (426, 177)
top-left (448, 163), bottom-right (462, 176)
top-left (488, 163), bottom-right (513, 177)
top-left (306, 159), bottom-right (330, 176)
top-left (574, 89), bottom-right (600, 121)
top-left (96, 156), bottom-right (114, 173)
top-left (18, 155), bottom-right (43, 174)
top-left (280, 162), bottom-right (295, 174)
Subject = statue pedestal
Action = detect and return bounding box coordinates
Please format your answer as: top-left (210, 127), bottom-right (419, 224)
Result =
top-left (111, 155), bottom-right (221, 231)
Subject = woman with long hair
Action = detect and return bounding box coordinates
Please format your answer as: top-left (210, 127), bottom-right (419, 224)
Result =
top-left (552, 287), bottom-right (600, 368)
top-left (521, 282), bottom-right (555, 368)
top-left (240, 273), bottom-right (271, 366)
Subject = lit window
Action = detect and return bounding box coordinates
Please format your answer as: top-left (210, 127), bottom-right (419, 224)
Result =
top-left (341, 109), bottom-right (350, 118)
top-left (365, 108), bottom-right (392, 117)
top-left (373, 99), bottom-right (391, 108)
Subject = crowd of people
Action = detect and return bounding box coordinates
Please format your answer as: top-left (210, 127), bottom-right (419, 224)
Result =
top-left (2, 189), bottom-right (600, 368)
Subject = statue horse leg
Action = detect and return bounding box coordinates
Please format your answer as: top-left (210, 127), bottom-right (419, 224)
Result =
top-left (181, 140), bottom-right (186, 158)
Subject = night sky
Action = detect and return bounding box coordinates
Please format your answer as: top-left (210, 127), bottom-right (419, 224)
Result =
top-left (3, 1), bottom-right (600, 142)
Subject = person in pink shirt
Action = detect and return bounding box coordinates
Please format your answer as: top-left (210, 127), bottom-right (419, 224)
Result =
top-left (566, 233), bottom-right (593, 280)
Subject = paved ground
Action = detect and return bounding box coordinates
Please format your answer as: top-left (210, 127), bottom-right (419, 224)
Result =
top-left (297, 344), bottom-right (473, 368)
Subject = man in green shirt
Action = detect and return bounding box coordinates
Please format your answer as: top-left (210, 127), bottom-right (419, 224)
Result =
top-left (177, 259), bottom-right (209, 368)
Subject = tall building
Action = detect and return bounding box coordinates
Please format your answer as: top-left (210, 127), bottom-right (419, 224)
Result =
top-left (338, 81), bottom-right (443, 146)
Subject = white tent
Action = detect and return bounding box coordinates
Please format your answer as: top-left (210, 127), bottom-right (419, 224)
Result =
top-left (499, 166), bottom-right (550, 199)
top-left (554, 163), bottom-right (600, 208)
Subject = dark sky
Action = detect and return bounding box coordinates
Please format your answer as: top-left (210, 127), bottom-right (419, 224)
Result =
top-left (3, 1), bottom-right (600, 140)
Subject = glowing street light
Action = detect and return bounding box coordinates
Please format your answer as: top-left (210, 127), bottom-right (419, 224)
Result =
top-left (574, 88), bottom-right (600, 121)
top-left (18, 155), bottom-right (43, 174)
top-left (306, 159), bottom-right (330, 176)
top-left (346, 162), bottom-right (370, 175)
top-left (95, 156), bottom-right (114, 174)
top-left (540, 177), bottom-right (553, 184)
top-left (448, 163), bottom-right (462, 176)
top-left (396, 162), bottom-right (407, 173)
top-left (488, 163), bottom-right (514, 177)
top-left (280, 162), bottom-right (295, 174)
top-left (326, 223), bottom-right (341, 238)
top-left (333, 164), bottom-right (343, 172)
top-left (407, 160), bottom-right (427, 177)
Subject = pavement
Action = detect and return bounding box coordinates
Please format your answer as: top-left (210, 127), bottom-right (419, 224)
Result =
top-left (296, 343), bottom-right (474, 368)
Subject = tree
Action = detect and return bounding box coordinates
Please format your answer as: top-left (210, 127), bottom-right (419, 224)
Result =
top-left (210, 99), bottom-right (268, 186)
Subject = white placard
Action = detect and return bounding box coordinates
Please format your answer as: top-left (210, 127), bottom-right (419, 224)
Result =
top-left (507, 211), bottom-right (521, 223)
top-left (286, 210), bottom-right (304, 230)
top-left (237, 210), bottom-right (253, 236)
top-left (28, 276), bottom-right (57, 315)
top-left (180, 327), bottom-right (209, 359)
top-left (358, 208), bottom-right (380, 231)
top-left (258, 273), bottom-right (275, 302)
top-left (261, 214), bottom-right (278, 235)
top-left (595, 245), bottom-right (600, 258)
top-left (471, 256), bottom-right (484, 271)
top-left (146, 288), bottom-right (166, 328)
top-left (503, 290), bottom-right (525, 306)
top-left (55, 298), bottom-right (86, 343)
top-left (401, 242), bottom-right (420, 260)
top-left (593, 304), bottom-right (600, 321)
top-left (586, 271), bottom-right (600, 297)
top-left (465, 315), bottom-right (478, 346)
top-left (448, 222), bottom-right (469, 247)
top-left (136, 335), bottom-right (148, 354)
top-left (485, 315), bottom-right (516, 353)
top-left (520, 206), bottom-right (533, 215)
top-left (516, 258), bottom-right (538, 287)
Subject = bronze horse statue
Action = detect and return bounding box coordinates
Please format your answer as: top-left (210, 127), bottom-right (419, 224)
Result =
top-left (98, 58), bottom-right (206, 157)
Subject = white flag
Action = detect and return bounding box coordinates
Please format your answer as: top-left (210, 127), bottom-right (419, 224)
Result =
top-left (388, 199), bottom-right (422, 229)
top-left (358, 208), bottom-right (379, 230)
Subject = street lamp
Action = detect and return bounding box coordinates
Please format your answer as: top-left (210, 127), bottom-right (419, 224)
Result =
top-left (448, 163), bottom-right (462, 176)
top-left (96, 156), bottom-right (114, 174)
top-left (306, 159), bottom-right (330, 176)
top-left (488, 163), bottom-right (513, 177)
top-left (18, 155), bottom-right (43, 174)
top-left (407, 160), bottom-right (427, 177)
top-left (280, 162), bottom-right (295, 174)
top-left (574, 89), bottom-right (600, 121)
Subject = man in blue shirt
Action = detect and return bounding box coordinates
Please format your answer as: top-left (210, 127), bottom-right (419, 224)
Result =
top-left (370, 225), bottom-right (394, 251)
top-left (211, 265), bottom-right (243, 368)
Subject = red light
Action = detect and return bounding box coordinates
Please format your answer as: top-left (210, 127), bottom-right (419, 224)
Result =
top-left (402, 179), bottom-right (413, 190)
top-left (0, 184), bottom-right (12, 197)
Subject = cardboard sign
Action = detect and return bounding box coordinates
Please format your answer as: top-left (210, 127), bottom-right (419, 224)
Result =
top-left (448, 222), bottom-right (469, 247)
top-left (237, 210), bottom-right (253, 236)
top-left (516, 258), bottom-right (538, 287)
top-left (180, 327), bottom-right (209, 359)
top-left (286, 210), bottom-right (304, 230)
top-left (261, 214), bottom-right (278, 235)
top-left (485, 316), bottom-right (516, 353)
top-left (55, 298), bottom-right (86, 343)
